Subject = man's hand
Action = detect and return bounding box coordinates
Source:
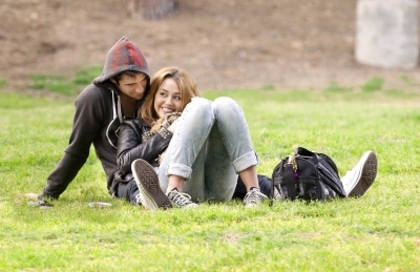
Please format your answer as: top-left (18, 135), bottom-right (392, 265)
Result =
top-left (25, 193), bottom-right (54, 208)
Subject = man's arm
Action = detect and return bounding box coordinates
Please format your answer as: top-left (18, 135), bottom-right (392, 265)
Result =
top-left (40, 85), bottom-right (105, 200)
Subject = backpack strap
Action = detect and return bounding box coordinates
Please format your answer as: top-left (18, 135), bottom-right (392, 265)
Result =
top-left (284, 165), bottom-right (297, 200)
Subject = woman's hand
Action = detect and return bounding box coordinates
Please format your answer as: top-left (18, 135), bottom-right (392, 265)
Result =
top-left (167, 119), bottom-right (180, 133)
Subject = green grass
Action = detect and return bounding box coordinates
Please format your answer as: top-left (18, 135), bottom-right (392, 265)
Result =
top-left (0, 78), bottom-right (8, 89)
top-left (28, 66), bottom-right (102, 96)
top-left (361, 77), bottom-right (385, 92)
top-left (1, 86), bottom-right (420, 271)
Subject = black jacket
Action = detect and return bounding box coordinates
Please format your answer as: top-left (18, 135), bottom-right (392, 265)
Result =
top-left (114, 118), bottom-right (172, 194)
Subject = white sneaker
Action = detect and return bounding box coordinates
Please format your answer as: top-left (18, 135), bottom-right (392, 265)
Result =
top-left (341, 151), bottom-right (378, 197)
top-left (243, 187), bottom-right (269, 208)
top-left (166, 188), bottom-right (199, 209)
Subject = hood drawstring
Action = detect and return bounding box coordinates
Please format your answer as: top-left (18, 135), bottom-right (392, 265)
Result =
top-left (106, 89), bottom-right (123, 149)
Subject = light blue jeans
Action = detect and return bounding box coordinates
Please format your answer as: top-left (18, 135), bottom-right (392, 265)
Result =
top-left (158, 97), bottom-right (258, 203)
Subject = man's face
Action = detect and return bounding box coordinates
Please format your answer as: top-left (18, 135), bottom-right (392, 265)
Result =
top-left (112, 73), bottom-right (147, 100)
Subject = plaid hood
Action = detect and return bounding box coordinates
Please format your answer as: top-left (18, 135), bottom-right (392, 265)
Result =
top-left (92, 36), bottom-right (150, 85)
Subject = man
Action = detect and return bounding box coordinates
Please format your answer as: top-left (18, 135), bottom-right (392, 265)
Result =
top-left (36, 36), bottom-right (150, 205)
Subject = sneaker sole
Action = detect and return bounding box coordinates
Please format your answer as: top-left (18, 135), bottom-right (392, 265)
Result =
top-left (131, 159), bottom-right (172, 210)
top-left (348, 151), bottom-right (378, 197)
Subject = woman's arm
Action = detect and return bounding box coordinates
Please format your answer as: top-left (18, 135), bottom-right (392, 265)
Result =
top-left (116, 119), bottom-right (173, 175)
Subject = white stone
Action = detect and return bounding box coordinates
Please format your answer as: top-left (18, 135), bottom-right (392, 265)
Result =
top-left (355, 0), bottom-right (419, 69)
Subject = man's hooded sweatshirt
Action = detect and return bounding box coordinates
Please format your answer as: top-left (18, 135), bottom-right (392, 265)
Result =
top-left (41, 37), bottom-right (150, 199)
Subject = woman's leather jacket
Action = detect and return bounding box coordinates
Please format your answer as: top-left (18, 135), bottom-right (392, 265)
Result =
top-left (112, 117), bottom-right (172, 195)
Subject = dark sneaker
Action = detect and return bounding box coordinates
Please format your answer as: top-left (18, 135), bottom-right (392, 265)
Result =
top-left (131, 159), bottom-right (172, 210)
top-left (166, 188), bottom-right (198, 209)
top-left (243, 187), bottom-right (268, 208)
top-left (341, 151), bottom-right (378, 197)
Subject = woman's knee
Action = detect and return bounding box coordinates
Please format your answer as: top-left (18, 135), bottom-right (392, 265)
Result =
top-left (185, 97), bottom-right (212, 117)
top-left (212, 97), bottom-right (243, 118)
top-left (213, 97), bottom-right (236, 109)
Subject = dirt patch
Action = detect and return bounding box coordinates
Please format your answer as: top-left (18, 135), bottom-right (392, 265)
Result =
top-left (1, 0), bottom-right (420, 92)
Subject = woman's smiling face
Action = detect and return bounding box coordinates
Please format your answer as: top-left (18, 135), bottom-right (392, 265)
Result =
top-left (153, 78), bottom-right (184, 118)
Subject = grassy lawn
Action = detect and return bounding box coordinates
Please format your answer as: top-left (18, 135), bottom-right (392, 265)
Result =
top-left (0, 85), bottom-right (419, 271)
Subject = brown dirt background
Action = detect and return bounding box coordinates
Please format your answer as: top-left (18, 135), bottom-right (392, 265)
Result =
top-left (1, 0), bottom-right (420, 92)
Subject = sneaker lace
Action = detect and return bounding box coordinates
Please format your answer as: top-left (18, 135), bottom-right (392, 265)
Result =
top-left (244, 188), bottom-right (268, 206)
top-left (168, 190), bottom-right (196, 207)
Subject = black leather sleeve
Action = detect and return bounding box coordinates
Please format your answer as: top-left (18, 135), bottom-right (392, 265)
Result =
top-left (116, 119), bottom-right (172, 176)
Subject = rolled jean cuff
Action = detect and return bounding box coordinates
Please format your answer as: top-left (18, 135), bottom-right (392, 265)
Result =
top-left (232, 150), bottom-right (258, 173)
top-left (167, 163), bottom-right (193, 180)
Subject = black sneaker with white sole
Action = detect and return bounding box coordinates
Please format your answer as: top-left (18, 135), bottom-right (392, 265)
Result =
top-left (131, 159), bottom-right (172, 210)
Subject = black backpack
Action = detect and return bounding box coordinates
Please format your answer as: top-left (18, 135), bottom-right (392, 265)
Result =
top-left (271, 147), bottom-right (346, 201)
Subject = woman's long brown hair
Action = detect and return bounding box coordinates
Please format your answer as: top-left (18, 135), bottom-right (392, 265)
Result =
top-left (140, 66), bottom-right (200, 125)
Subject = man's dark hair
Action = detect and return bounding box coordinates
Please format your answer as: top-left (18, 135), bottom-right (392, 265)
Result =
top-left (113, 71), bottom-right (142, 85)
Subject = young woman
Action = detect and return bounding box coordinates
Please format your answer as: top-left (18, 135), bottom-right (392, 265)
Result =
top-left (116, 66), bottom-right (268, 209)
